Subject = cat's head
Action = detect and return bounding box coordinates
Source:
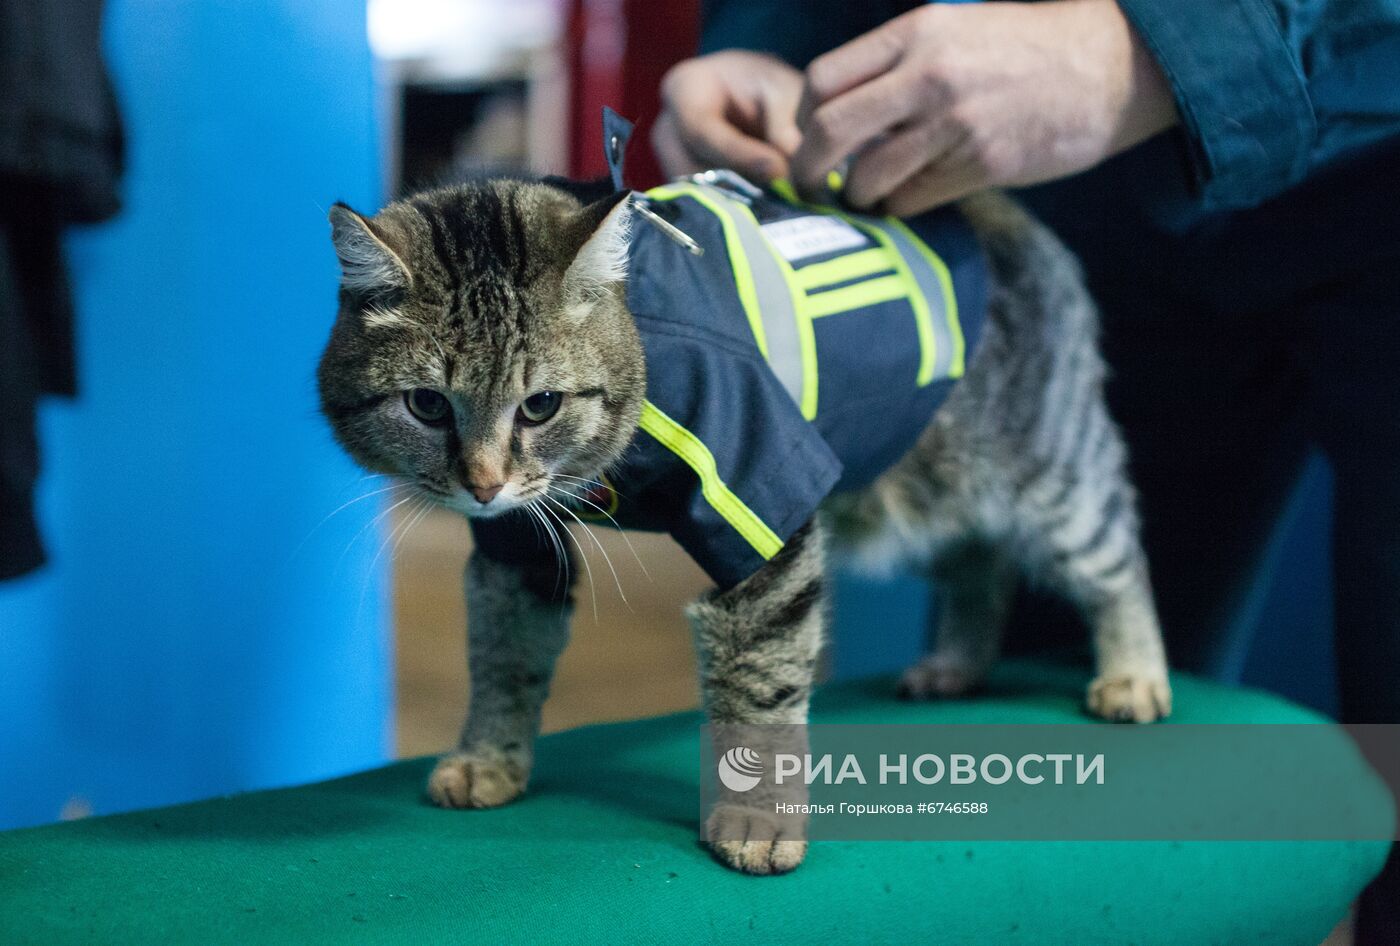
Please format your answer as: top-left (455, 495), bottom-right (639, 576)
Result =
top-left (317, 179), bottom-right (643, 519)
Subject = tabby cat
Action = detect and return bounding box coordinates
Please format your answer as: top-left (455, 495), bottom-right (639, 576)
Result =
top-left (317, 178), bottom-right (1171, 875)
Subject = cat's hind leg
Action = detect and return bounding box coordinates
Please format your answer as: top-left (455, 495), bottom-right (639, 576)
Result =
top-left (1022, 401), bottom-right (1172, 723)
top-left (900, 540), bottom-right (1016, 699)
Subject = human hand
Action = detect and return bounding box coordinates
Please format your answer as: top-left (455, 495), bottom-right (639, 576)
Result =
top-left (791, 0), bottom-right (1178, 214)
top-left (652, 50), bottom-right (804, 182)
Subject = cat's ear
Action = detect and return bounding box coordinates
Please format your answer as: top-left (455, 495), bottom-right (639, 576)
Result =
top-left (329, 202), bottom-right (411, 297)
top-left (562, 191), bottom-right (632, 303)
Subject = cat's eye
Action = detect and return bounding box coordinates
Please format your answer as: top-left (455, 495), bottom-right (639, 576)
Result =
top-left (405, 388), bottom-right (451, 426)
top-left (518, 391), bottom-right (563, 426)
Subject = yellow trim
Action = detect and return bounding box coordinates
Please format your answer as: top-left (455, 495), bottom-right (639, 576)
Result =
top-left (727, 199), bottom-right (821, 421)
top-left (769, 177), bottom-right (800, 203)
top-left (793, 248), bottom-right (893, 290)
top-left (849, 221), bottom-right (938, 386)
top-left (801, 274), bottom-right (908, 319)
top-left (889, 218), bottom-right (966, 378)
top-left (637, 401), bottom-right (783, 559)
top-left (645, 184), bottom-right (769, 358)
top-left (759, 184), bottom-right (940, 387)
top-left (650, 181), bottom-right (822, 418)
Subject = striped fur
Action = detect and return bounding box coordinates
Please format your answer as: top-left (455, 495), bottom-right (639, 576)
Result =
top-left (317, 180), bottom-right (1170, 877)
top-left (823, 193), bottom-right (1170, 725)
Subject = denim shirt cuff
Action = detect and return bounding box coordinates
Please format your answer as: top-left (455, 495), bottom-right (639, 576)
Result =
top-left (1116, 0), bottom-right (1317, 210)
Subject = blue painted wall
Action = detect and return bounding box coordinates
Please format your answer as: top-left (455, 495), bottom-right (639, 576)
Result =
top-left (0, 0), bottom-right (388, 830)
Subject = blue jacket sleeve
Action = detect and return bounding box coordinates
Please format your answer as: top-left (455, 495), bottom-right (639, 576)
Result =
top-left (704, 0), bottom-right (1400, 211)
top-left (1117, 0), bottom-right (1400, 209)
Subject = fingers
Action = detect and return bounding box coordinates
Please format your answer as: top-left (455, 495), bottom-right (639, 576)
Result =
top-left (760, 81), bottom-right (804, 158)
top-left (653, 88), bottom-right (792, 182)
top-left (654, 52), bottom-right (802, 183)
top-left (650, 111), bottom-right (703, 178)
top-left (682, 115), bottom-right (793, 183)
top-left (790, 69), bottom-right (920, 193)
top-left (797, 17), bottom-right (909, 128)
top-left (882, 146), bottom-right (984, 217)
top-left (844, 125), bottom-right (940, 209)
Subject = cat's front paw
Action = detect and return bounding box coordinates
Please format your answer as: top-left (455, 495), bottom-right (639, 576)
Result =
top-left (704, 804), bottom-right (808, 875)
top-left (427, 750), bottom-right (527, 809)
top-left (1086, 674), bottom-right (1172, 723)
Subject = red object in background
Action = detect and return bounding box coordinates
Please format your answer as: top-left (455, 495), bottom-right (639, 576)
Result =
top-left (565, 0), bottom-right (700, 188)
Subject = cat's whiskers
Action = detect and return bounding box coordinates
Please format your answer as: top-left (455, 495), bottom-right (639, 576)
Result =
top-left (336, 489), bottom-right (423, 575)
top-left (542, 493), bottom-right (629, 611)
top-left (523, 502), bottom-right (570, 609)
top-left (547, 473), bottom-right (635, 506)
top-left (367, 493), bottom-right (430, 577)
top-left (537, 498), bottom-right (598, 621)
top-left (544, 482), bottom-right (650, 582)
top-left (524, 500), bottom-right (565, 575)
top-left (548, 472), bottom-right (615, 490)
top-left (356, 490), bottom-right (434, 618)
top-left (289, 480), bottom-right (416, 561)
top-left (389, 496), bottom-right (436, 568)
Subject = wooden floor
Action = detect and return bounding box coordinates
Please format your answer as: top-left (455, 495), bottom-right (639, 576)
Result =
top-left (392, 505), bottom-right (710, 757)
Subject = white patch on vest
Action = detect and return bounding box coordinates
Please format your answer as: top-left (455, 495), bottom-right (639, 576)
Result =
top-left (761, 215), bottom-right (866, 263)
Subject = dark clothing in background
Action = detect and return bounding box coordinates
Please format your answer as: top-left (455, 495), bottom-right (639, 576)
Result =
top-left (1029, 128), bottom-right (1400, 946)
top-left (0, 0), bottom-right (123, 579)
top-left (702, 1), bottom-right (1400, 939)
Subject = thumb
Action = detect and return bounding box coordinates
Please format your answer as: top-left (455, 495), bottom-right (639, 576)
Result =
top-left (883, 161), bottom-right (984, 217)
top-left (761, 89), bottom-right (803, 157)
top-left (688, 119), bottom-right (793, 184)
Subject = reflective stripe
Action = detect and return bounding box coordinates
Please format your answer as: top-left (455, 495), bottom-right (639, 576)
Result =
top-left (637, 401), bottom-right (784, 560)
top-left (889, 218), bottom-right (965, 378)
top-left (646, 184), bottom-right (769, 358)
top-left (857, 217), bottom-right (960, 384)
top-left (803, 274), bottom-right (907, 318)
top-left (646, 184), bottom-right (810, 413)
top-left (645, 181), bottom-right (965, 407)
top-left (705, 186), bottom-right (812, 415)
top-left (763, 179), bottom-right (964, 385)
top-left (794, 248), bottom-right (892, 290)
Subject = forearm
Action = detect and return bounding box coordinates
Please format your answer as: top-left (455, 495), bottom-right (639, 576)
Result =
top-left (1076, 0), bottom-right (1178, 156)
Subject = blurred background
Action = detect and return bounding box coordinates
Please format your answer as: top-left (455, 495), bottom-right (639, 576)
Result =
top-left (0, 0), bottom-right (1335, 830)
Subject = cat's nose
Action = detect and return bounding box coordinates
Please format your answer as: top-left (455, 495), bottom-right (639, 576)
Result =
top-left (469, 483), bottom-right (504, 504)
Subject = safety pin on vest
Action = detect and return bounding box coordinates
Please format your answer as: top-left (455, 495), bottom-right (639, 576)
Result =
top-left (629, 194), bottom-right (704, 257)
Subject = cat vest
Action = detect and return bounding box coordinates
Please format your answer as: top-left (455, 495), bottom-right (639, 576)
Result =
top-left (472, 113), bottom-right (987, 590)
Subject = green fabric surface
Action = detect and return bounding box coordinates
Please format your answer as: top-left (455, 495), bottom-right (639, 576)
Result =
top-left (0, 661), bottom-right (1390, 945)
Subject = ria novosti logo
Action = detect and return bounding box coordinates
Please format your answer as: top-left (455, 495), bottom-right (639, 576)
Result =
top-left (717, 746), bottom-right (763, 792)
